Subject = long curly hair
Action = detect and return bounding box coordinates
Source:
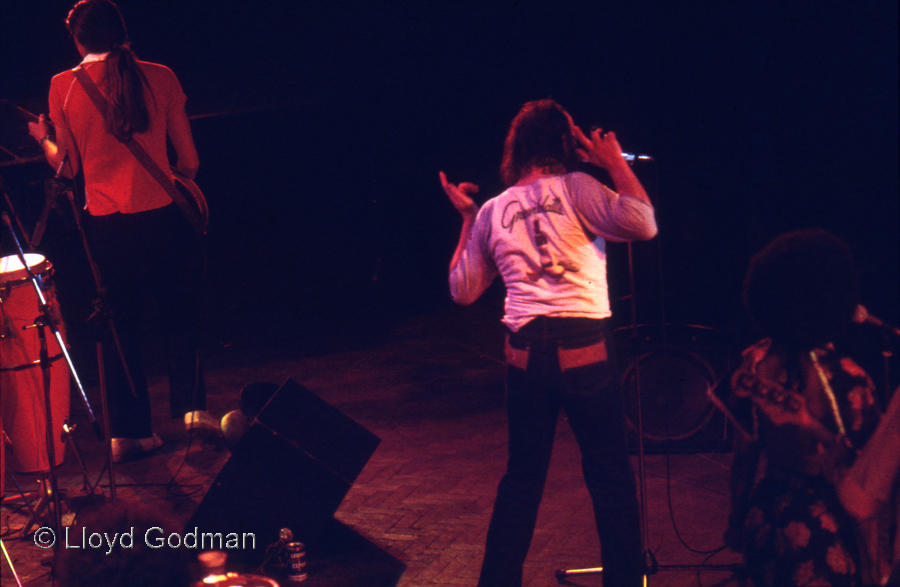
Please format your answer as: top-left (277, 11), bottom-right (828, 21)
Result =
top-left (743, 228), bottom-right (860, 351)
top-left (500, 99), bottom-right (580, 186)
top-left (57, 501), bottom-right (192, 587)
top-left (66, 0), bottom-right (151, 142)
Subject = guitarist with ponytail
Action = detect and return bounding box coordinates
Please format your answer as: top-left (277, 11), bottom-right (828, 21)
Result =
top-left (72, 0), bottom-right (151, 143)
top-left (28, 0), bottom-right (217, 463)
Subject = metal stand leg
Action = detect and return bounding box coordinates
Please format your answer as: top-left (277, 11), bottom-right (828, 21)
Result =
top-left (98, 341), bottom-right (117, 503)
top-left (18, 474), bottom-right (60, 538)
top-left (62, 422), bottom-right (91, 493)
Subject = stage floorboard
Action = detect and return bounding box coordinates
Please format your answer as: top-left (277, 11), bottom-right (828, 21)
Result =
top-left (2, 304), bottom-right (743, 587)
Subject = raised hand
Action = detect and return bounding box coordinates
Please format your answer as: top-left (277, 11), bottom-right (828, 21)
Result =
top-left (28, 113), bottom-right (52, 143)
top-left (572, 124), bottom-right (626, 171)
top-left (566, 113), bottom-right (652, 206)
top-left (439, 171), bottom-right (479, 217)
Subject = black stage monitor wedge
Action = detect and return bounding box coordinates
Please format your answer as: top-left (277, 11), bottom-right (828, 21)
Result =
top-left (185, 378), bottom-right (381, 567)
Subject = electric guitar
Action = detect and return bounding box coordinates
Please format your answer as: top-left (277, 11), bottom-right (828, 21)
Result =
top-left (14, 103), bottom-right (209, 238)
top-left (171, 167), bottom-right (209, 235)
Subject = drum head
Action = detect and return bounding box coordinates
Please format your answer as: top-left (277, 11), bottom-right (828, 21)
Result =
top-left (0, 254), bottom-right (49, 284)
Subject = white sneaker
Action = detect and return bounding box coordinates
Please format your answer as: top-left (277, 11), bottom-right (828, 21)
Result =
top-left (184, 410), bottom-right (221, 435)
top-left (111, 433), bottom-right (163, 463)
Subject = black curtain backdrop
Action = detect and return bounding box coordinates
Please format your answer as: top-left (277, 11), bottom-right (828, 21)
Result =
top-left (3, 1), bottom-right (898, 357)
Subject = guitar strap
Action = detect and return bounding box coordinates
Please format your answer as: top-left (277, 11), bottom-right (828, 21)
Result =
top-left (72, 65), bottom-right (206, 235)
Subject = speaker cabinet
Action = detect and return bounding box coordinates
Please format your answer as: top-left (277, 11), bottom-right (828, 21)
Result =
top-left (615, 324), bottom-right (733, 453)
top-left (185, 378), bottom-right (381, 566)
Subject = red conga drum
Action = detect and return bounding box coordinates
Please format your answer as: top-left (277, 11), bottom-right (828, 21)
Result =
top-left (0, 254), bottom-right (70, 473)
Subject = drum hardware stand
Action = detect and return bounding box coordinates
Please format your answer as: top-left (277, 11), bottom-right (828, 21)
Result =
top-left (54, 173), bottom-right (143, 505)
top-left (95, 341), bottom-right (117, 503)
top-left (3, 464), bottom-right (97, 550)
top-left (20, 184), bottom-right (107, 498)
top-left (1, 190), bottom-right (102, 437)
top-left (4, 162), bottom-right (133, 507)
top-left (555, 163), bottom-right (741, 584)
top-left (29, 177), bottom-right (64, 249)
top-left (0, 176), bottom-right (33, 252)
top-left (1, 217), bottom-right (62, 560)
top-left (62, 422), bottom-right (93, 494)
top-left (1, 208), bottom-right (101, 576)
top-left (4, 471), bottom-right (47, 532)
top-left (5, 472), bottom-right (69, 587)
top-left (18, 475), bottom-right (63, 539)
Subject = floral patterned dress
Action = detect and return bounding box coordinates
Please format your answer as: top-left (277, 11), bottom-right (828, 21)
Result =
top-left (721, 339), bottom-right (880, 586)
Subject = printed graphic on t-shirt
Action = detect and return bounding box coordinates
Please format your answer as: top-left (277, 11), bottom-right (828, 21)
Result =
top-left (526, 218), bottom-right (580, 281)
top-left (501, 196), bottom-right (565, 232)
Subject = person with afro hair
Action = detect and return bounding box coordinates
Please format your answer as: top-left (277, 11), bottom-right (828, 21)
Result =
top-left (719, 229), bottom-right (898, 586)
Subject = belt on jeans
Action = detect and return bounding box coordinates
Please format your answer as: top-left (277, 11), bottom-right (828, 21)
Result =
top-left (504, 336), bottom-right (608, 371)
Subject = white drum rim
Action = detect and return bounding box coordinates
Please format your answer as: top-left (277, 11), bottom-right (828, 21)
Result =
top-left (0, 254), bottom-right (50, 285)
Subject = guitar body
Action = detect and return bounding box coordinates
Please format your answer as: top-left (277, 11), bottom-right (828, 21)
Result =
top-left (171, 168), bottom-right (209, 235)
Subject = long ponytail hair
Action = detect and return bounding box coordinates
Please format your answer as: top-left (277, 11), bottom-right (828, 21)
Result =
top-left (66, 0), bottom-right (151, 142)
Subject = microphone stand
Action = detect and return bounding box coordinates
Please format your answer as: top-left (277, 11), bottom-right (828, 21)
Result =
top-left (554, 158), bottom-right (742, 584)
top-left (555, 239), bottom-right (659, 584)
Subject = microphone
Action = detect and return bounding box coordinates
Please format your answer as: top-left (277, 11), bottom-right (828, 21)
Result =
top-left (853, 305), bottom-right (900, 337)
top-left (622, 152), bottom-right (654, 162)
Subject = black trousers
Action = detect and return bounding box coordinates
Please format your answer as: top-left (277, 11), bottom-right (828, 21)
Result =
top-left (88, 204), bottom-right (205, 439)
top-left (478, 317), bottom-right (642, 587)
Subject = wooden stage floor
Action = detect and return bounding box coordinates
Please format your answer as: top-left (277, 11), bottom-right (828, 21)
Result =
top-left (2, 305), bottom-right (743, 587)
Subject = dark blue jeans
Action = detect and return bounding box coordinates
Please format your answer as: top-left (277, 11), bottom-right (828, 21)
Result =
top-left (88, 204), bottom-right (206, 438)
top-left (478, 317), bottom-right (642, 587)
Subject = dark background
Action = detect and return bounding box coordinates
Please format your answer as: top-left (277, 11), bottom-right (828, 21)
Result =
top-left (3, 1), bottom-right (898, 370)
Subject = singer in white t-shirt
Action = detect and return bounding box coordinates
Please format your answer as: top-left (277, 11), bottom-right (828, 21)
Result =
top-left (441, 99), bottom-right (657, 587)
